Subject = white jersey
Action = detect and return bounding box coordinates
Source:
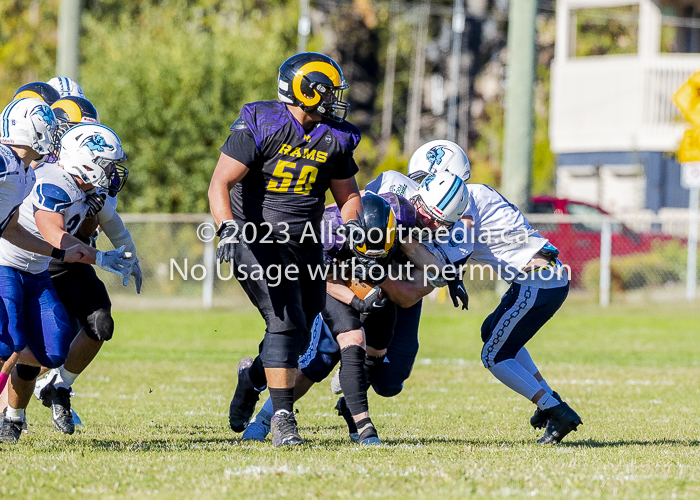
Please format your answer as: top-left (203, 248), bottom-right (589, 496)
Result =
top-left (96, 193), bottom-right (137, 256)
top-left (0, 162), bottom-right (88, 274)
top-left (464, 184), bottom-right (548, 279)
top-left (0, 145), bottom-right (36, 236)
top-left (366, 170), bottom-right (473, 265)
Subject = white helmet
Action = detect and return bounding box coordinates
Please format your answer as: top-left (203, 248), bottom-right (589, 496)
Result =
top-left (47, 77), bottom-right (86, 99)
top-left (58, 124), bottom-right (126, 189)
top-left (407, 140), bottom-right (471, 182)
top-left (412, 171), bottom-right (469, 227)
top-left (0, 98), bottom-right (58, 156)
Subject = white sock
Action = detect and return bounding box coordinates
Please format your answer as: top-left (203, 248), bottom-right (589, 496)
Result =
top-left (488, 359), bottom-right (543, 401)
top-left (514, 347), bottom-right (554, 395)
top-left (6, 406), bottom-right (25, 420)
top-left (536, 392), bottom-right (560, 410)
top-left (274, 409), bottom-right (290, 416)
top-left (53, 366), bottom-right (79, 390)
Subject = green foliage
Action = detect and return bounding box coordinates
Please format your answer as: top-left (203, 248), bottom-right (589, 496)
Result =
top-left (0, 1), bottom-right (58, 103)
top-left (79, 1), bottom-right (298, 212)
top-left (574, 6), bottom-right (639, 57)
top-left (582, 240), bottom-right (698, 293)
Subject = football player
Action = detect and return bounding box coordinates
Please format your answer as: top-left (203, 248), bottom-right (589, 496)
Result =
top-left (243, 172), bottom-right (472, 442)
top-left (208, 52), bottom-right (363, 447)
top-left (31, 96), bottom-right (140, 434)
top-left (13, 82), bottom-right (61, 106)
top-left (0, 123), bottom-right (131, 442)
top-left (0, 98), bottom-right (94, 395)
top-left (378, 163), bottom-right (582, 443)
top-left (47, 77), bottom-right (86, 99)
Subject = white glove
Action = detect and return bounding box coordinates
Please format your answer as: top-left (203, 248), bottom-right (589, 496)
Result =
top-left (95, 245), bottom-right (132, 277)
top-left (124, 258), bottom-right (143, 294)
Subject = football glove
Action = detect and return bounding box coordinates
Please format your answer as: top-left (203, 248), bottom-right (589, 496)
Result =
top-left (95, 245), bottom-right (132, 276)
top-left (216, 220), bottom-right (238, 264)
top-left (85, 190), bottom-right (106, 218)
top-left (350, 287), bottom-right (387, 314)
top-left (447, 277), bottom-right (468, 310)
top-left (123, 257), bottom-right (143, 294)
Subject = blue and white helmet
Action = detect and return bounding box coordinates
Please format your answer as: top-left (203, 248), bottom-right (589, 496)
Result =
top-left (407, 140), bottom-right (471, 183)
top-left (58, 124), bottom-right (126, 189)
top-left (412, 171), bottom-right (469, 227)
top-left (47, 77), bottom-right (86, 99)
top-left (0, 98), bottom-right (58, 156)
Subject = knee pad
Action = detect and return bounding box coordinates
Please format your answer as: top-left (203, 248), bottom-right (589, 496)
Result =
top-left (16, 364), bottom-right (41, 381)
top-left (86, 308), bottom-right (114, 342)
top-left (260, 329), bottom-right (304, 369)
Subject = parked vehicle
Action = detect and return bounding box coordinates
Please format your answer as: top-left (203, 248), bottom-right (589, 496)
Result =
top-left (529, 196), bottom-right (676, 286)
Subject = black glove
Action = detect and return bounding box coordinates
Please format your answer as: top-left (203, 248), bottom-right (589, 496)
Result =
top-left (85, 191), bottom-right (106, 218)
top-left (216, 220), bottom-right (238, 264)
top-left (447, 277), bottom-right (468, 310)
top-left (350, 287), bottom-right (387, 314)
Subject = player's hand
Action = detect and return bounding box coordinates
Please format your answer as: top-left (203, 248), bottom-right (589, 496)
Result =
top-left (216, 220), bottom-right (237, 264)
top-left (122, 257), bottom-right (143, 293)
top-left (447, 278), bottom-right (468, 310)
top-left (63, 244), bottom-right (90, 263)
top-left (350, 287), bottom-right (387, 314)
top-left (96, 245), bottom-right (132, 276)
top-left (426, 270), bottom-right (447, 288)
top-left (85, 190), bottom-right (106, 218)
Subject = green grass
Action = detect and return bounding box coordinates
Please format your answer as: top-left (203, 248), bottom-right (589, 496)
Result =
top-left (3, 299), bottom-right (700, 499)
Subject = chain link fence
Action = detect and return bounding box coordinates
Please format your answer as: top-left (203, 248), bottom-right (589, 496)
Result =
top-left (94, 212), bottom-right (700, 309)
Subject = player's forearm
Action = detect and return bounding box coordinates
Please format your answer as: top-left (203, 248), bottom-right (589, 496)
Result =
top-left (3, 218), bottom-right (57, 257)
top-left (99, 210), bottom-right (137, 256)
top-left (380, 275), bottom-right (431, 308)
top-left (400, 241), bottom-right (442, 271)
top-left (208, 182), bottom-right (235, 227)
top-left (58, 233), bottom-right (98, 262)
top-left (338, 192), bottom-right (362, 223)
top-left (327, 280), bottom-right (355, 305)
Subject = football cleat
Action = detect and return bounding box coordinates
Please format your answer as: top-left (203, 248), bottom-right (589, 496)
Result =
top-left (359, 435), bottom-right (382, 445)
top-left (530, 391), bottom-right (562, 429)
top-left (270, 411), bottom-right (303, 447)
top-left (537, 402), bottom-right (582, 444)
top-left (41, 384), bottom-right (75, 435)
top-left (335, 397), bottom-right (359, 443)
top-left (330, 369), bottom-right (343, 395)
top-left (228, 357), bottom-right (261, 433)
top-left (241, 410), bottom-right (271, 442)
top-left (0, 415), bottom-right (23, 443)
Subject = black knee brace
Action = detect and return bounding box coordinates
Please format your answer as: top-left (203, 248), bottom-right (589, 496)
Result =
top-left (16, 364), bottom-right (41, 381)
top-left (339, 345), bottom-right (368, 417)
top-left (260, 329), bottom-right (304, 369)
top-left (86, 308), bottom-right (114, 342)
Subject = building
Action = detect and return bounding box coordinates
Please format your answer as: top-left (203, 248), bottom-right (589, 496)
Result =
top-left (549, 0), bottom-right (700, 215)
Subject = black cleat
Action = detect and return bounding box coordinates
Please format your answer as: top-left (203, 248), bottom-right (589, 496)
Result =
top-left (530, 391), bottom-right (562, 429)
top-left (42, 384), bottom-right (75, 435)
top-left (537, 401), bottom-right (582, 444)
top-left (270, 411), bottom-right (303, 447)
top-left (229, 357), bottom-right (261, 432)
top-left (335, 397), bottom-right (359, 443)
top-left (0, 415), bottom-right (24, 443)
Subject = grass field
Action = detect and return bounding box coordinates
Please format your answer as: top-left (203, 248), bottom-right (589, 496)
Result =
top-left (3, 297), bottom-right (700, 499)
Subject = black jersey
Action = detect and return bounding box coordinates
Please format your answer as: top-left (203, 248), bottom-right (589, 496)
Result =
top-left (220, 101), bottom-right (360, 238)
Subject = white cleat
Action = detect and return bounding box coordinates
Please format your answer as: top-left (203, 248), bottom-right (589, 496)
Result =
top-left (330, 369), bottom-right (343, 395)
